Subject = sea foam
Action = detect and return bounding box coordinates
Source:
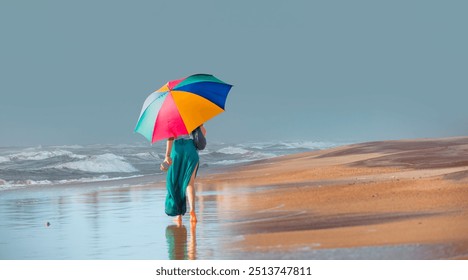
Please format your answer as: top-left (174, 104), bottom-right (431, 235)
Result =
top-left (0, 156), bottom-right (9, 163)
top-left (54, 153), bottom-right (138, 173)
top-left (217, 146), bottom-right (250, 155)
top-left (5, 149), bottom-right (85, 161)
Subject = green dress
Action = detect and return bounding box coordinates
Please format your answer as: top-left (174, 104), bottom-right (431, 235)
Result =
top-left (165, 138), bottom-right (199, 216)
top-left (165, 225), bottom-right (188, 260)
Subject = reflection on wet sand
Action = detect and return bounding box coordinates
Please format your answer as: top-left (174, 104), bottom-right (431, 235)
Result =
top-left (165, 223), bottom-right (197, 260)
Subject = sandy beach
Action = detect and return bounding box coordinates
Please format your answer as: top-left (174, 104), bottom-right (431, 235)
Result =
top-left (1, 136), bottom-right (467, 260)
top-left (198, 136), bottom-right (468, 259)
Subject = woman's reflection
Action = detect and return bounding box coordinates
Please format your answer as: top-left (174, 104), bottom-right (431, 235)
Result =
top-left (165, 222), bottom-right (197, 260)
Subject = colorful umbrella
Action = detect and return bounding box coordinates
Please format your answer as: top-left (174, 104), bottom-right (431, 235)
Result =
top-left (135, 74), bottom-right (232, 143)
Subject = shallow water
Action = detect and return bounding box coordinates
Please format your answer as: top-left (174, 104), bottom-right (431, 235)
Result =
top-left (0, 178), bottom-right (240, 260)
top-left (0, 177), bottom-right (462, 260)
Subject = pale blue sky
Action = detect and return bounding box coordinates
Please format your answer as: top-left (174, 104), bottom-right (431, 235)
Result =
top-left (1, 0), bottom-right (467, 146)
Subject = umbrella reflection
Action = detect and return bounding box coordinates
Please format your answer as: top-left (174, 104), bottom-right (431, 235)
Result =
top-left (165, 223), bottom-right (197, 260)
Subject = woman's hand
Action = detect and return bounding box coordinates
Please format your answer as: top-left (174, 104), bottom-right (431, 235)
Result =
top-left (164, 156), bottom-right (172, 166)
top-left (161, 138), bottom-right (174, 171)
top-left (160, 156), bottom-right (172, 171)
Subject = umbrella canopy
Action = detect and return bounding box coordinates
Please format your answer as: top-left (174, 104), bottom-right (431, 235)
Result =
top-left (135, 74), bottom-right (232, 143)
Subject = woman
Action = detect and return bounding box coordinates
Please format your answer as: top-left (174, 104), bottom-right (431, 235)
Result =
top-left (161, 125), bottom-right (206, 224)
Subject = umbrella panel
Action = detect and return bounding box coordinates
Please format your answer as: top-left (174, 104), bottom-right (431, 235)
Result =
top-left (171, 90), bottom-right (224, 135)
top-left (152, 93), bottom-right (189, 142)
top-left (175, 82), bottom-right (231, 109)
top-left (134, 91), bottom-right (168, 142)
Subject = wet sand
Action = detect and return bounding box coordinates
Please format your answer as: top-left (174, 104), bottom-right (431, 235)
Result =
top-left (1, 137), bottom-right (467, 259)
top-left (198, 136), bottom-right (468, 259)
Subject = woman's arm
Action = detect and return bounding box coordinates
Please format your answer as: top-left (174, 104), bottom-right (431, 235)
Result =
top-left (162, 138), bottom-right (174, 169)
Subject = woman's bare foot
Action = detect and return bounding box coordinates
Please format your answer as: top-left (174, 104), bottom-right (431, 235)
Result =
top-left (173, 215), bottom-right (182, 226)
top-left (190, 211), bottom-right (197, 223)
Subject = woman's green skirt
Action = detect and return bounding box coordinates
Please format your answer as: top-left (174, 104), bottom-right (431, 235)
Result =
top-left (165, 138), bottom-right (199, 216)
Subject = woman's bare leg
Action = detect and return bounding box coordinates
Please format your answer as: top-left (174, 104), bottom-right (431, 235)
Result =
top-left (173, 215), bottom-right (182, 226)
top-left (187, 165), bottom-right (198, 223)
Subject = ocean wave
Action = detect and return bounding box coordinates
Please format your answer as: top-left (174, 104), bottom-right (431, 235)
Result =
top-left (243, 141), bottom-right (339, 151)
top-left (0, 174), bottom-right (144, 190)
top-left (3, 149), bottom-right (86, 162)
top-left (0, 141), bottom-right (343, 190)
top-left (48, 145), bottom-right (84, 149)
top-left (53, 153), bottom-right (138, 173)
top-left (211, 156), bottom-right (274, 166)
top-left (133, 152), bottom-right (161, 160)
top-left (212, 159), bottom-right (250, 165)
top-left (216, 146), bottom-right (250, 155)
top-left (278, 141), bottom-right (340, 150)
top-left (0, 178), bottom-right (52, 190)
